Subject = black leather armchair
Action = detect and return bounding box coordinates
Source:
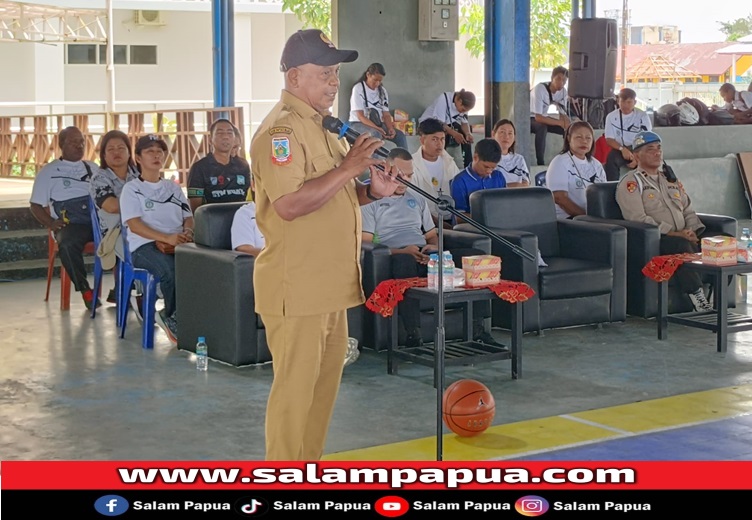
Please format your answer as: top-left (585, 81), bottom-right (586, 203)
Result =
top-left (360, 230), bottom-right (492, 351)
top-left (579, 181), bottom-right (737, 318)
top-left (175, 202), bottom-right (365, 366)
top-left (456, 187), bottom-right (627, 333)
top-left (175, 202), bottom-right (270, 366)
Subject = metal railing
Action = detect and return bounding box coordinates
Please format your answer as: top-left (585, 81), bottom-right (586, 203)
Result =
top-left (0, 106), bottom-right (244, 184)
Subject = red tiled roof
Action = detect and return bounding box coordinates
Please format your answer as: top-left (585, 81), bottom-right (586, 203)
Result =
top-left (616, 42), bottom-right (744, 80)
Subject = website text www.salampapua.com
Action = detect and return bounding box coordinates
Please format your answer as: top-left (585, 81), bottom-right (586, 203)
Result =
top-left (117, 464), bottom-right (636, 489)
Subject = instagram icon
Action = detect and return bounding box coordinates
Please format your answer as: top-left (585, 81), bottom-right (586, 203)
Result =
top-left (515, 495), bottom-right (550, 517)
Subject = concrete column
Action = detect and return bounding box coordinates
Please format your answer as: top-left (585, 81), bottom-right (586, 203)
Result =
top-left (334, 0), bottom-right (455, 127)
top-left (486, 0), bottom-right (530, 160)
top-left (212, 0), bottom-right (235, 108)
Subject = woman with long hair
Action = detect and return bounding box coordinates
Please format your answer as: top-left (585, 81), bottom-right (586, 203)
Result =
top-left (348, 62), bottom-right (407, 149)
top-left (491, 119), bottom-right (530, 188)
top-left (545, 121), bottom-right (606, 220)
top-left (89, 130), bottom-right (140, 303)
top-left (119, 135), bottom-right (193, 344)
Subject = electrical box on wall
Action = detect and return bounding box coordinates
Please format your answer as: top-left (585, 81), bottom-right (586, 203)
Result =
top-left (418, 0), bottom-right (459, 41)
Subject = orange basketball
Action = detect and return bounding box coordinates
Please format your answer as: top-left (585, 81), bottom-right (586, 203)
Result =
top-left (442, 379), bottom-right (495, 437)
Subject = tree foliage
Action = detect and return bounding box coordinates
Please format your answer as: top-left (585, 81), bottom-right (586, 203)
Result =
top-left (529, 0), bottom-right (570, 69)
top-left (281, 0), bottom-right (331, 34)
top-left (459, 0), bottom-right (570, 69)
top-left (718, 14), bottom-right (752, 42)
top-left (285, 0), bottom-right (571, 70)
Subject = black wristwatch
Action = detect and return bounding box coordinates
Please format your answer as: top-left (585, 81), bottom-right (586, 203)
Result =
top-left (366, 184), bottom-right (381, 201)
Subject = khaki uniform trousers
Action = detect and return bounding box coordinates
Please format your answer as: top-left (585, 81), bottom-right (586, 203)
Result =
top-left (261, 309), bottom-right (349, 461)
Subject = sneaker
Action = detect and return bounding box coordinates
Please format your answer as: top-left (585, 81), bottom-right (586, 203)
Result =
top-left (82, 290), bottom-right (102, 310)
top-left (155, 310), bottom-right (178, 345)
top-left (473, 330), bottom-right (506, 348)
top-left (689, 288), bottom-right (713, 312)
top-left (106, 289), bottom-right (117, 304)
top-left (130, 294), bottom-right (144, 324)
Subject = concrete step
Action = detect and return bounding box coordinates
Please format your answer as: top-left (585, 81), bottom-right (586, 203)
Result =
top-left (0, 229), bottom-right (49, 263)
top-left (0, 207), bottom-right (45, 232)
top-left (0, 256), bottom-right (96, 281)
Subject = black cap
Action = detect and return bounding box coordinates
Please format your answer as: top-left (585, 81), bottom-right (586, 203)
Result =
top-left (135, 134), bottom-right (168, 154)
top-left (280, 29), bottom-right (358, 72)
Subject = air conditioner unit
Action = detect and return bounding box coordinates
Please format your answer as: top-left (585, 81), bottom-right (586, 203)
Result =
top-left (135, 10), bottom-right (164, 26)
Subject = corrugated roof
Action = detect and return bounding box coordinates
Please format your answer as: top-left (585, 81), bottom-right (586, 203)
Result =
top-left (616, 42), bottom-right (748, 80)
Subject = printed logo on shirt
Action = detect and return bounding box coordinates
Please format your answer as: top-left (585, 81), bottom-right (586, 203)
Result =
top-left (237, 176), bottom-right (245, 185)
top-left (210, 177), bottom-right (218, 186)
top-left (63, 179), bottom-right (71, 187)
top-left (145, 199), bottom-right (155, 210)
top-left (431, 178), bottom-right (439, 187)
top-left (271, 136), bottom-right (292, 165)
top-left (407, 198), bottom-right (417, 209)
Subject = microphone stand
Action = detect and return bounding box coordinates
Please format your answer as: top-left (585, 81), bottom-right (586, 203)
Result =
top-left (328, 117), bottom-right (535, 460)
top-left (373, 167), bottom-right (535, 462)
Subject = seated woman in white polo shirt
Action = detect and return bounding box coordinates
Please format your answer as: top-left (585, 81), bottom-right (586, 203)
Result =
top-left (545, 121), bottom-right (607, 220)
top-left (120, 135), bottom-right (194, 344)
top-left (492, 118), bottom-right (530, 188)
top-left (348, 62), bottom-right (407, 149)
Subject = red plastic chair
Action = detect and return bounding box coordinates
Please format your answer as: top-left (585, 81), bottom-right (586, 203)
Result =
top-left (44, 230), bottom-right (96, 311)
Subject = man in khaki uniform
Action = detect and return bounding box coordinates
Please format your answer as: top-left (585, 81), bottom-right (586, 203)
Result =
top-left (250, 29), bottom-right (399, 461)
top-left (615, 131), bottom-right (712, 312)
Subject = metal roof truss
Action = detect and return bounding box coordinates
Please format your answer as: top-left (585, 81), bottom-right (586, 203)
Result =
top-left (0, 1), bottom-right (107, 43)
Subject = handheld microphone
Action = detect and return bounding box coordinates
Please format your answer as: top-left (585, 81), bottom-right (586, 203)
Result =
top-left (322, 116), bottom-right (390, 159)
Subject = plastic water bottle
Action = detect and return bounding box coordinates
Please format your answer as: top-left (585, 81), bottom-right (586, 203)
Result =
top-left (427, 253), bottom-right (439, 290)
top-left (738, 228), bottom-right (750, 263)
top-left (442, 251), bottom-right (455, 292)
top-left (196, 336), bottom-right (208, 372)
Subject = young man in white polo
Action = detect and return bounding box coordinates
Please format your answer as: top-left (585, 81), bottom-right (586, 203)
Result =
top-left (530, 66), bottom-right (570, 166)
top-left (604, 88), bottom-right (652, 181)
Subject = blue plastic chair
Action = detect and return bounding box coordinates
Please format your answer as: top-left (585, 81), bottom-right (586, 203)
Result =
top-left (534, 171), bottom-right (547, 187)
top-left (118, 224), bottom-right (160, 349)
top-left (88, 196), bottom-right (107, 318)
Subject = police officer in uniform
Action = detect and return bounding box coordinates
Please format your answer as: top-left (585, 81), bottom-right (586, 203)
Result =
top-left (615, 131), bottom-right (712, 312)
top-left (250, 29), bottom-right (399, 461)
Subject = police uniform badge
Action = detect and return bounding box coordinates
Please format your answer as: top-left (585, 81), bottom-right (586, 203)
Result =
top-left (271, 136), bottom-right (292, 165)
top-left (626, 180), bottom-right (637, 194)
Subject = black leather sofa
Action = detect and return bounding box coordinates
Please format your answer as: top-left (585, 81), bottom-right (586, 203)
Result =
top-left (456, 187), bottom-right (628, 334)
top-left (175, 202), bottom-right (270, 366)
top-left (175, 202), bottom-right (365, 367)
top-left (580, 181), bottom-right (737, 318)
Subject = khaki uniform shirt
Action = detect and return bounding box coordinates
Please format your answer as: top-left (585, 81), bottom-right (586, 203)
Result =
top-left (615, 168), bottom-right (705, 236)
top-left (250, 90), bottom-right (364, 316)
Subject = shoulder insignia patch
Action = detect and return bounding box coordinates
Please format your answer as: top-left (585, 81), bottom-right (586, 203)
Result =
top-left (271, 136), bottom-right (292, 165)
top-left (626, 180), bottom-right (637, 193)
top-left (269, 126), bottom-right (292, 136)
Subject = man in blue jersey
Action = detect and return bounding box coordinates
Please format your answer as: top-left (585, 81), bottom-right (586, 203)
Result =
top-left (450, 138), bottom-right (506, 224)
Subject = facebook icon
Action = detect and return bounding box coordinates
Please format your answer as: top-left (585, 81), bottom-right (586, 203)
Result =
top-left (94, 495), bottom-right (130, 516)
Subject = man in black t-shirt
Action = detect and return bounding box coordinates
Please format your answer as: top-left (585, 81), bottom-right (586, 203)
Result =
top-left (187, 119), bottom-right (251, 211)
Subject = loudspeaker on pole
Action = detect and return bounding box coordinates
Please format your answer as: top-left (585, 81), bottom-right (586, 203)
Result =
top-left (568, 18), bottom-right (618, 99)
